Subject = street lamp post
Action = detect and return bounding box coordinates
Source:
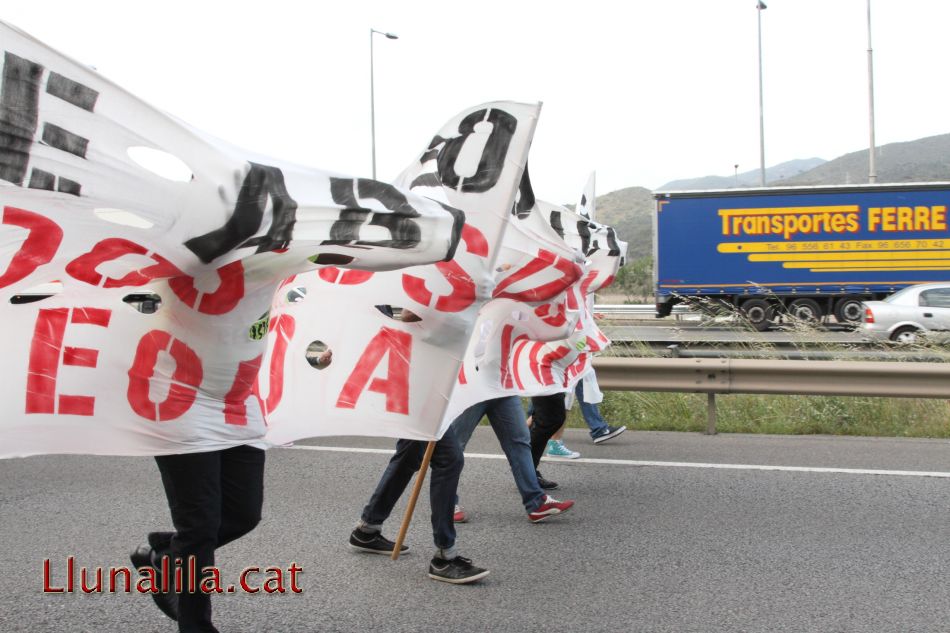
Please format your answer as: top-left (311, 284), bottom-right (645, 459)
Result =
top-left (866, 0), bottom-right (877, 183)
top-left (370, 28), bottom-right (398, 180)
top-left (756, 1), bottom-right (767, 187)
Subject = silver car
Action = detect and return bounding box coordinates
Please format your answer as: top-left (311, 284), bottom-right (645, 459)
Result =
top-left (861, 283), bottom-right (950, 343)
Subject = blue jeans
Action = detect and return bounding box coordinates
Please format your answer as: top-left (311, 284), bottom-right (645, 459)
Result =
top-left (576, 381), bottom-right (609, 438)
top-left (453, 396), bottom-right (545, 513)
top-left (360, 425), bottom-right (462, 551)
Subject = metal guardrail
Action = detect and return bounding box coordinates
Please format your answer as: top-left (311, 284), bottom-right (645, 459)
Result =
top-left (594, 304), bottom-right (690, 316)
top-left (591, 356), bottom-right (950, 434)
top-left (663, 345), bottom-right (946, 362)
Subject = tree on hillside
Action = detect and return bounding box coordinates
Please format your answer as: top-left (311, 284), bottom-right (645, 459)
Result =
top-left (610, 256), bottom-right (653, 303)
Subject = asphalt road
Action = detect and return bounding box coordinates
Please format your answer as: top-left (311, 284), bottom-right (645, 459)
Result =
top-left (2, 429), bottom-right (950, 633)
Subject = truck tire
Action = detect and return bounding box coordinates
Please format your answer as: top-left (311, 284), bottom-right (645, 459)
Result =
top-left (889, 326), bottom-right (920, 344)
top-left (741, 298), bottom-right (773, 331)
top-left (787, 298), bottom-right (822, 323)
top-left (833, 296), bottom-right (865, 324)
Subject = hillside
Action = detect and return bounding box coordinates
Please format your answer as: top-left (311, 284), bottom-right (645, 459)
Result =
top-left (777, 133), bottom-right (950, 186)
top-left (659, 157), bottom-right (826, 190)
top-left (600, 132), bottom-right (950, 261)
top-left (591, 186), bottom-right (654, 260)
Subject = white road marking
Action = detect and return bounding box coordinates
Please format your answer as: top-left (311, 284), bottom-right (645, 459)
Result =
top-left (283, 444), bottom-right (950, 478)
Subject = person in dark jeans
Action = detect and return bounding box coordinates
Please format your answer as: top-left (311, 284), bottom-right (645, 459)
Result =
top-left (529, 393), bottom-right (570, 488)
top-left (349, 424), bottom-right (489, 584)
top-left (131, 444), bottom-right (265, 633)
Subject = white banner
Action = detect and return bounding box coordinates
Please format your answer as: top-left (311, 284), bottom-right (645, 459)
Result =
top-left (0, 20), bottom-right (624, 458)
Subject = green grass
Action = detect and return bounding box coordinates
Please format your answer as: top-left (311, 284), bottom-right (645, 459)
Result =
top-left (566, 391), bottom-right (950, 438)
top-left (583, 307), bottom-right (950, 438)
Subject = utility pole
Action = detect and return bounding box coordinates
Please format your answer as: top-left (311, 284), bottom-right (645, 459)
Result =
top-left (866, 0), bottom-right (877, 183)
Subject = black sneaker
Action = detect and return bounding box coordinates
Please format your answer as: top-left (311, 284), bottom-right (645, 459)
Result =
top-left (535, 471), bottom-right (559, 490)
top-left (592, 424), bottom-right (627, 444)
top-left (348, 528), bottom-right (409, 555)
top-left (428, 556), bottom-right (490, 584)
top-left (130, 546), bottom-right (178, 621)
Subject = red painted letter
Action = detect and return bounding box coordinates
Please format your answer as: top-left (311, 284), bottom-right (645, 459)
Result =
top-left (402, 224), bottom-right (487, 313)
top-left (223, 355), bottom-right (263, 426)
top-left (168, 260), bottom-right (245, 315)
top-left (25, 307), bottom-right (111, 415)
top-left (337, 328), bottom-right (411, 414)
top-left (254, 314), bottom-right (295, 416)
top-left (0, 206), bottom-right (63, 289)
top-left (127, 331), bottom-right (203, 421)
top-left (66, 238), bottom-right (183, 288)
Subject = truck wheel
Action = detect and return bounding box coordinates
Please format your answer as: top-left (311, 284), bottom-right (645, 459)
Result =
top-left (890, 326), bottom-right (920, 344)
top-left (741, 298), bottom-right (773, 331)
top-left (787, 298), bottom-right (822, 323)
top-left (833, 296), bottom-right (864, 324)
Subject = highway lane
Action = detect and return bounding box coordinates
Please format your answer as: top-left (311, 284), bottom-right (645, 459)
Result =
top-left (2, 429), bottom-right (949, 632)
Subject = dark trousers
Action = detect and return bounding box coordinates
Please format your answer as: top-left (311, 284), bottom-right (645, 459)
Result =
top-left (152, 445), bottom-right (265, 633)
top-left (361, 424), bottom-right (463, 550)
top-left (530, 393), bottom-right (567, 468)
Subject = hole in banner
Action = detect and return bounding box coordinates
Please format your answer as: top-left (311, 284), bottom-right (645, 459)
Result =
top-left (287, 286), bottom-right (307, 303)
top-left (127, 146), bottom-right (193, 182)
top-left (9, 281), bottom-right (62, 304)
top-left (123, 292), bottom-right (162, 314)
top-left (375, 305), bottom-right (421, 322)
top-left (306, 340), bottom-right (333, 370)
top-left (309, 253), bottom-right (355, 265)
top-left (94, 208), bottom-right (154, 229)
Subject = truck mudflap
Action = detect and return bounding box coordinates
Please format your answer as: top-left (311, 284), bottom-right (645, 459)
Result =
top-left (655, 299), bottom-right (675, 318)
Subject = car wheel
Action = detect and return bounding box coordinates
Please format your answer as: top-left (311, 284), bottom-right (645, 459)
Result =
top-left (741, 298), bottom-right (774, 331)
top-left (890, 325), bottom-right (920, 344)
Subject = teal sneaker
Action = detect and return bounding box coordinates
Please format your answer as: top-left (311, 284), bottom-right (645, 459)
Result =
top-left (545, 439), bottom-right (580, 459)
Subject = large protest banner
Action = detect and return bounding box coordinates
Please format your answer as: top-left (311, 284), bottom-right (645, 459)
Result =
top-left (0, 20), bottom-right (625, 458)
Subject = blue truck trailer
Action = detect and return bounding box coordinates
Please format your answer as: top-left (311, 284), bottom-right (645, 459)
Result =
top-left (654, 183), bottom-right (950, 330)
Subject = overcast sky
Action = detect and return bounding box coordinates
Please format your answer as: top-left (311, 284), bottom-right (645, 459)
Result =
top-left (5, 0), bottom-right (949, 203)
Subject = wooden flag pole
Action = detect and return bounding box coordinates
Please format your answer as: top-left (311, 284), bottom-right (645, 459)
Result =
top-left (391, 440), bottom-right (436, 561)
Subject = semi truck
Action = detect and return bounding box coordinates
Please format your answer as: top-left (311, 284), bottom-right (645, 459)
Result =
top-left (653, 183), bottom-right (950, 330)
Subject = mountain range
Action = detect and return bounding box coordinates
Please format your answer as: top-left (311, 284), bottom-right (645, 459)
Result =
top-left (658, 157), bottom-right (826, 190)
top-left (595, 132), bottom-right (950, 261)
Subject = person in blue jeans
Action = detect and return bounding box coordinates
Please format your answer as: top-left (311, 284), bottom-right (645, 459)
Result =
top-left (574, 378), bottom-right (627, 444)
top-left (348, 423), bottom-right (489, 584)
top-left (452, 396), bottom-right (574, 522)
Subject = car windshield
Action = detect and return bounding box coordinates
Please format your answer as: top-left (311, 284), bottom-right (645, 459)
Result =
top-left (884, 286), bottom-right (919, 303)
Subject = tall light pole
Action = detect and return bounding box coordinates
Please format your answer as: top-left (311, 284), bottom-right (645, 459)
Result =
top-left (370, 28), bottom-right (398, 180)
top-left (756, 1), bottom-right (767, 187)
top-left (866, 0), bottom-right (877, 183)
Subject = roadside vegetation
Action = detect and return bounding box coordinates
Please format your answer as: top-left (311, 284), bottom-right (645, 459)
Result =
top-left (580, 305), bottom-right (950, 439)
top-left (569, 391), bottom-right (950, 438)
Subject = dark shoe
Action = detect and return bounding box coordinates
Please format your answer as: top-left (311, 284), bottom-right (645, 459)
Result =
top-left (528, 494), bottom-right (575, 523)
top-left (535, 471), bottom-right (559, 490)
top-left (428, 556), bottom-right (490, 584)
top-left (349, 528), bottom-right (409, 555)
top-left (130, 545), bottom-right (178, 621)
top-left (592, 424), bottom-right (627, 444)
